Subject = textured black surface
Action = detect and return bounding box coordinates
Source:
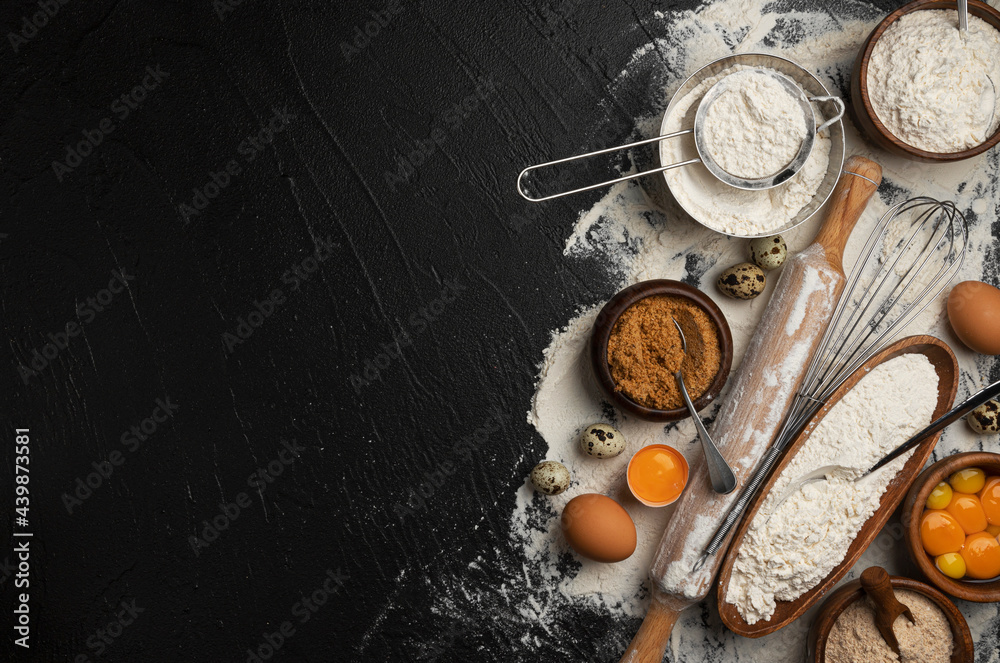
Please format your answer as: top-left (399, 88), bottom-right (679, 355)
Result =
top-left (5, 0), bottom-right (989, 662)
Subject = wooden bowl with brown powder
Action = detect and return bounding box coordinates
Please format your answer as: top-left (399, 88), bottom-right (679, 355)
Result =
top-left (590, 280), bottom-right (733, 421)
top-left (808, 573), bottom-right (973, 663)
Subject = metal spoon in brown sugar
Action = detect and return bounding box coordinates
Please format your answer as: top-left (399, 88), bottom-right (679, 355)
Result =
top-left (671, 316), bottom-right (737, 494)
top-left (860, 566), bottom-right (915, 656)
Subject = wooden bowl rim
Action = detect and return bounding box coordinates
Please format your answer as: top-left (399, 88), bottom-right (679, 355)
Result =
top-left (902, 450), bottom-right (1000, 601)
top-left (589, 279), bottom-right (734, 422)
top-left (716, 334), bottom-right (959, 636)
top-left (855, 0), bottom-right (1000, 161)
top-left (808, 573), bottom-right (975, 663)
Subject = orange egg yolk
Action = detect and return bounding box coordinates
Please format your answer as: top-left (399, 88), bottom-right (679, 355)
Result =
top-left (980, 476), bottom-right (1000, 526)
top-left (961, 532), bottom-right (1000, 580)
top-left (920, 510), bottom-right (966, 556)
top-left (627, 445), bottom-right (688, 506)
top-left (946, 492), bottom-right (988, 534)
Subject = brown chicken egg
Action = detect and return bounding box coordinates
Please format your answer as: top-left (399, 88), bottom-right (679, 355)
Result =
top-left (947, 281), bottom-right (1000, 355)
top-left (561, 493), bottom-right (637, 563)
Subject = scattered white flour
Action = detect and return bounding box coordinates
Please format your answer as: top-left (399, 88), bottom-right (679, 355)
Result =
top-left (420, 1), bottom-right (1000, 660)
top-left (868, 9), bottom-right (1000, 153)
top-left (726, 354), bottom-right (939, 625)
top-left (662, 65), bottom-right (832, 236)
top-left (702, 69), bottom-right (808, 179)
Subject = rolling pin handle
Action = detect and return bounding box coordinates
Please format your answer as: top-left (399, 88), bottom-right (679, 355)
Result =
top-left (812, 156), bottom-right (883, 271)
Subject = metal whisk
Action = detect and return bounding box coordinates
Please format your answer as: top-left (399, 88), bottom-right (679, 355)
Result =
top-left (692, 197), bottom-right (968, 571)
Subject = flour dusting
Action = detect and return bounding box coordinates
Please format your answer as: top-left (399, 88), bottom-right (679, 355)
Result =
top-left (420, 0), bottom-right (1000, 659)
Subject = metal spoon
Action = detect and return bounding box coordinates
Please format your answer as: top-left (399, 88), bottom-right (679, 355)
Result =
top-left (772, 376), bottom-right (1000, 510)
top-left (671, 317), bottom-right (737, 494)
top-left (958, 0), bottom-right (998, 137)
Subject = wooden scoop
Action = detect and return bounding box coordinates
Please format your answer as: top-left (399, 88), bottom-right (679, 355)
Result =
top-left (860, 566), bottom-right (915, 655)
top-left (619, 156), bottom-right (882, 663)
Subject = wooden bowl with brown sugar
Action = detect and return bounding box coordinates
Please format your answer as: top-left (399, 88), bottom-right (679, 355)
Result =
top-left (807, 572), bottom-right (974, 663)
top-left (589, 279), bottom-right (733, 422)
top-left (902, 451), bottom-right (1000, 601)
top-left (851, 0), bottom-right (1000, 162)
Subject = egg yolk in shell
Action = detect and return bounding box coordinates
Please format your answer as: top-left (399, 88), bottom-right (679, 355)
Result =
top-left (627, 444), bottom-right (688, 506)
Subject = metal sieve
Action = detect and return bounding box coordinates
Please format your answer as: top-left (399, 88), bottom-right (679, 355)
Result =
top-left (516, 58), bottom-right (845, 202)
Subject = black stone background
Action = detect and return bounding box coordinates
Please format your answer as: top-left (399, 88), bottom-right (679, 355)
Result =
top-left (5, 0), bottom-right (992, 662)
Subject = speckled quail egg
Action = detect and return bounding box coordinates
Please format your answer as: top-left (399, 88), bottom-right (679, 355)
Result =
top-left (579, 423), bottom-right (626, 459)
top-left (749, 235), bottom-right (787, 271)
top-left (530, 461), bottom-right (571, 495)
top-left (968, 400), bottom-right (1000, 434)
top-left (717, 263), bottom-right (766, 300)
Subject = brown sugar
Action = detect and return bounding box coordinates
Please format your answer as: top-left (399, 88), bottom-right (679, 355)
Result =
top-left (606, 295), bottom-right (721, 410)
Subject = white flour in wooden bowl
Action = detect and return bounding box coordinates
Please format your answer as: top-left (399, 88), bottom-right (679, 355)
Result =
top-left (868, 9), bottom-right (1000, 153)
top-left (726, 354), bottom-right (939, 625)
top-left (407, 1), bottom-right (1000, 660)
top-left (661, 65), bottom-right (832, 236)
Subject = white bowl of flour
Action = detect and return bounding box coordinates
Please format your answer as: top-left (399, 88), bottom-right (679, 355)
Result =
top-left (659, 53), bottom-right (846, 238)
top-left (854, 1), bottom-right (1000, 160)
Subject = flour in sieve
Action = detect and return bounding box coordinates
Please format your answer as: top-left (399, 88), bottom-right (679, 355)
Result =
top-left (702, 70), bottom-right (808, 180)
top-left (494, 1), bottom-right (1000, 660)
top-left (662, 65), bottom-right (832, 236)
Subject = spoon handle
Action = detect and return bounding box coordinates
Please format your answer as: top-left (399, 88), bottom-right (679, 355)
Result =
top-left (959, 0), bottom-right (969, 32)
top-left (865, 377), bottom-right (1000, 476)
top-left (676, 372), bottom-right (738, 494)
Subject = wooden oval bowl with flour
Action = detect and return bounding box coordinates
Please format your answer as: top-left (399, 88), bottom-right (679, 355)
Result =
top-left (715, 334), bottom-right (959, 637)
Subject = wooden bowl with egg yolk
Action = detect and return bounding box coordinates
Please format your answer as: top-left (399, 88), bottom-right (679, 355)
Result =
top-left (589, 279), bottom-right (733, 422)
top-left (851, 0), bottom-right (1000, 162)
top-left (902, 451), bottom-right (1000, 602)
top-left (807, 572), bottom-right (974, 663)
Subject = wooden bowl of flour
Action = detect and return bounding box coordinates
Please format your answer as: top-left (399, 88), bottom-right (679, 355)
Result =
top-left (715, 335), bottom-right (959, 637)
top-left (851, 0), bottom-right (1000, 162)
top-left (807, 572), bottom-right (974, 662)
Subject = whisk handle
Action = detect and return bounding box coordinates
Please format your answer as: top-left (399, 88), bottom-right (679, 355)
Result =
top-left (701, 444), bottom-right (784, 559)
top-left (813, 156), bottom-right (882, 271)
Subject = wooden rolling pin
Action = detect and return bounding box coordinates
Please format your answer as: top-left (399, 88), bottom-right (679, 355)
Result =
top-left (620, 156), bottom-right (882, 663)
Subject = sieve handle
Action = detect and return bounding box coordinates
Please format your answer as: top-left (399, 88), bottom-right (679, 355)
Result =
top-left (516, 130), bottom-right (698, 202)
top-left (810, 95), bottom-right (846, 134)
